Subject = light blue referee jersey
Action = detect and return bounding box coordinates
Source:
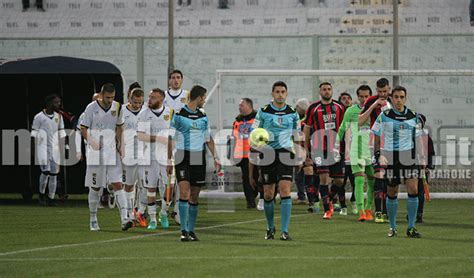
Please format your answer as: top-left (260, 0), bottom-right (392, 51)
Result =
top-left (371, 106), bottom-right (422, 151)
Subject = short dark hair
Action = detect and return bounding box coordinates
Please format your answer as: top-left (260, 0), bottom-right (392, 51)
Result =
top-left (241, 98), bottom-right (253, 108)
top-left (44, 94), bottom-right (60, 107)
top-left (356, 85), bottom-right (372, 96)
top-left (376, 78), bottom-right (389, 88)
top-left (392, 85), bottom-right (407, 96)
top-left (168, 69), bottom-right (183, 80)
top-left (272, 81), bottom-right (287, 92)
top-left (151, 87), bottom-right (165, 97)
top-left (101, 83), bottom-right (115, 94)
top-left (319, 82), bottom-right (332, 88)
top-left (338, 92), bottom-right (352, 102)
top-left (130, 88), bottom-right (144, 98)
top-left (128, 82), bottom-right (141, 93)
top-left (189, 85), bottom-right (207, 101)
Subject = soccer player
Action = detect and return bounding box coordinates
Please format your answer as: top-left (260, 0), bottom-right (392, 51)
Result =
top-left (137, 88), bottom-right (174, 230)
top-left (164, 69), bottom-right (189, 224)
top-left (80, 83), bottom-right (133, 231)
top-left (164, 70), bottom-right (189, 112)
top-left (125, 82), bottom-right (148, 222)
top-left (171, 85), bottom-right (220, 241)
top-left (31, 94), bottom-right (66, 206)
top-left (251, 81), bottom-right (301, 240)
top-left (337, 85), bottom-right (375, 221)
top-left (231, 98), bottom-right (258, 209)
top-left (413, 113), bottom-right (435, 223)
top-left (294, 98), bottom-right (310, 205)
top-left (304, 82), bottom-right (345, 220)
top-left (358, 77), bottom-right (392, 223)
top-left (371, 86), bottom-right (424, 238)
top-left (332, 92), bottom-right (354, 215)
top-left (121, 88), bottom-right (144, 225)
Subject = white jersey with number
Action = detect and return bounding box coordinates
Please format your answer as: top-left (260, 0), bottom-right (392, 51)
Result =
top-left (122, 104), bottom-right (142, 166)
top-left (137, 105), bottom-right (174, 164)
top-left (31, 111), bottom-right (66, 162)
top-left (80, 100), bottom-right (124, 165)
top-left (164, 89), bottom-right (188, 113)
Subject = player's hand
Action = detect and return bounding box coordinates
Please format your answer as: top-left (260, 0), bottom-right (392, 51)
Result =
top-left (118, 143), bottom-right (125, 160)
top-left (419, 158), bottom-right (427, 169)
top-left (89, 138), bottom-right (101, 150)
top-left (166, 165), bottom-right (173, 176)
top-left (374, 98), bottom-right (387, 108)
top-left (249, 175), bottom-right (256, 190)
top-left (379, 155), bottom-right (388, 166)
top-left (333, 149), bottom-right (341, 162)
top-left (304, 157), bottom-right (313, 166)
top-left (76, 152), bottom-right (83, 162)
top-left (214, 158), bottom-right (221, 173)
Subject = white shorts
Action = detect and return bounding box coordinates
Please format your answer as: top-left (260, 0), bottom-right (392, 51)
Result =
top-left (122, 165), bottom-right (139, 185)
top-left (85, 153), bottom-right (123, 188)
top-left (39, 158), bottom-right (59, 174)
top-left (140, 160), bottom-right (169, 189)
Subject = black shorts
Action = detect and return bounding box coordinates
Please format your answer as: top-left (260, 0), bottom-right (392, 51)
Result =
top-left (383, 150), bottom-right (420, 186)
top-left (260, 149), bottom-right (294, 185)
top-left (311, 148), bottom-right (344, 178)
top-left (315, 160), bottom-right (345, 178)
top-left (175, 150), bottom-right (206, 187)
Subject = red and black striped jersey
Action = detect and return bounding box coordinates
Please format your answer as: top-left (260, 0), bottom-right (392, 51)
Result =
top-left (305, 100), bottom-right (345, 151)
top-left (360, 95), bottom-right (392, 127)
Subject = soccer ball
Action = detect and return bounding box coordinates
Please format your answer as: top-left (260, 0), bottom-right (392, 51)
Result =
top-left (249, 128), bottom-right (269, 148)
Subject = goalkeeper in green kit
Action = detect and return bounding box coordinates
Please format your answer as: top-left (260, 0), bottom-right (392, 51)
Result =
top-left (336, 85), bottom-right (375, 222)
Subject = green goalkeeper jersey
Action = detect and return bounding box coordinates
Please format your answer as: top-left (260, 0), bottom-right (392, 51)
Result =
top-left (337, 104), bottom-right (371, 161)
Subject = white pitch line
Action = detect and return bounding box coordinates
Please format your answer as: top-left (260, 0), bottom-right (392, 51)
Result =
top-left (0, 214), bottom-right (309, 257)
top-left (0, 256), bottom-right (473, 262)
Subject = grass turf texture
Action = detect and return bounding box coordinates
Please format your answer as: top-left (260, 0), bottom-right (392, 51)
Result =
top-left (0, 197), bottom-right (473, 277)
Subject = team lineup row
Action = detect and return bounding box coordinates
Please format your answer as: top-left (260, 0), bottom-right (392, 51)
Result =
top-left (31, 70), bottom-right (432, 241)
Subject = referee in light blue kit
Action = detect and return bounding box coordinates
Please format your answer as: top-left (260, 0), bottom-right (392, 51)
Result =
top-left (171, 85), bottom-right (221, 242)
top-left (371, 86), bottom-right (426, 238)
top-left (251, 81), bottom-right (302, 241)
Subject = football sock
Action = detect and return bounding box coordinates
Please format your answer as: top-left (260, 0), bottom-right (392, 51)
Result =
top-left (374, 178), bottom-right (384, 212)
top-left (313, 175), bottom-right (320, 202)
top-left (264, 199), bottom-right (275, 230)
top-left (338, 185), bottom-right (346, 208)
top-left (280, 197), bottom-right (292, 233)
top-left (160, 197), bottom-right (168, 215)
top-left (386, 195), bottom-right (398, 230)
top-left (178, 199), bottom-right (189, 231)
top-left (39, 173), bottom-right (48, 194)
top-left (355, 176), bottom-right (365, 212)
top-left (417, 179), bottom-right (425, 214)
top-left (88, 188), bottom-right (100, 222)
top-left (366, 178), bottom-right (375, 210)
top-left (126, 191), bottom-right (134, 220)
top-left (47, 175), bottom-right (57, 199)
top-left (330, 184), bottom-right (338, 203)
top-left (407, 194), bottom-right (419, 229)
top-left (148, 202), bottom-right (157, 223)
top-left (138, 186), bottom-right (147, 214)
top-left (114, 189), bottom-right (128, 223)
top-left (320, 185), bottom-right (330, 212)
top-left (188, 202), bottom-right (199, 232)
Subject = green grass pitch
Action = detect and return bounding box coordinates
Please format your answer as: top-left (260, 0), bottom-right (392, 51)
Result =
top-left (0, 197), bottom-right (473, 277)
